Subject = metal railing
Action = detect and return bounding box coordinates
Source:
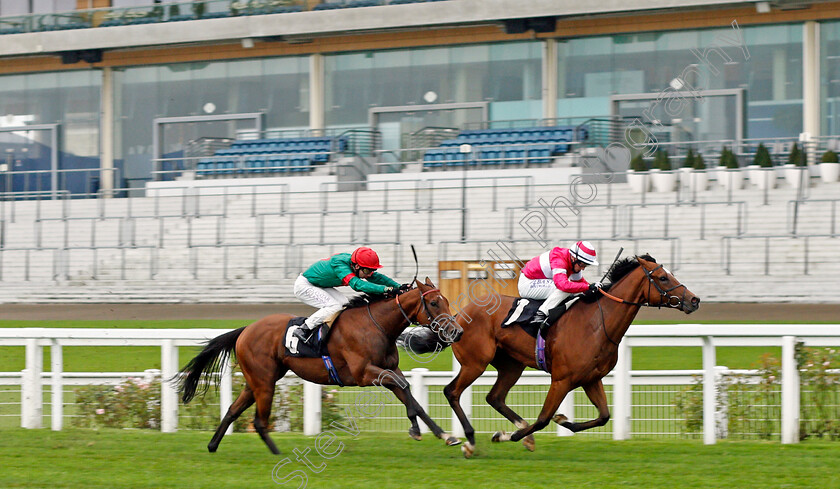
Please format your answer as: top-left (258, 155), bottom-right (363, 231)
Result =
top-left (787, 198), bottom-right (840, 237)
top-left (721, 233), bottom-right (838, 276)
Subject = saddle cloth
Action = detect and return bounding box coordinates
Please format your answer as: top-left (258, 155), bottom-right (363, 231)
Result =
top-left (284, 317), bottom-right (328, 358)
top-left (501, 296), bottom-right (580, 338)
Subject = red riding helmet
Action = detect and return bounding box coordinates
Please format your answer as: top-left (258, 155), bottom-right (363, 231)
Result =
top-left (351, 247), bottom-right (383, 269)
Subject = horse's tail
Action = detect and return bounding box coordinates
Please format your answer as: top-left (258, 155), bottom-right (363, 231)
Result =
top-left (177, 326), bottom-right (246, 404)
top-left (397, 326), bottom-right (452, 355)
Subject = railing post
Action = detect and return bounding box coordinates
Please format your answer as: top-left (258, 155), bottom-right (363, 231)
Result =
top-left (303, 381), bottom-right (322, 436)
top-left (451, 354), bottom-right (471, 438)
top-left (612, 341), bottom-right (631, 440)
top-left (714, 365), bottom-right (728, 439)
top-left (410, 368), bottom-right (430, 433)
top-left (220, 361), bottom-right (233, 436)
top-left (702, 336), bottom-right (716, 445)
top-left (781, 335), bottom-right (800, 444)
top-left (51, 340), bottom-right (63, 431)
top-left (22, 338), bottom-right (43, 429)
top-left (160, 339), bottom-right (179, 433)
top-left (556, 391), bottom-right (574, 436)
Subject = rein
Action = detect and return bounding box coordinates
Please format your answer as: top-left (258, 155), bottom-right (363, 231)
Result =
top-left (594, 260), bottom-right (688, 346)
top-left (367, 288), bottom-right (440, 336)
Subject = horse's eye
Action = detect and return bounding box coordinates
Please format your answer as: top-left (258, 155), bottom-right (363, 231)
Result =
top-left (430, 300), bottom-right (438, 307)
top-left (659, 276), bottom-right (668, 282)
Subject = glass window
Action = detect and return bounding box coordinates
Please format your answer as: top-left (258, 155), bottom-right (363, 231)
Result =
top-left (821, 21), bottom-right (840, 136)
top-left (115, 56), bottom-right (309, 185)
top-left (325, 42), bottom-right (542, 128)
top-left (558, 24), bottom-right (803, 139)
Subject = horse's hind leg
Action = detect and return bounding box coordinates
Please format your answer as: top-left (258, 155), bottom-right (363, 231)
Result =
top-left (443, 363), bottom-right (485, 458)
top-left (208, 385), bottom-right (255, 453)
top-left (486, 355), bottom-right (534, 451)
top-left (500, 378), bottom-right (572, 443)
top-left (251, 377), bottom-right (283, 455)
top-left (555, 379), bottom-right (610, 433)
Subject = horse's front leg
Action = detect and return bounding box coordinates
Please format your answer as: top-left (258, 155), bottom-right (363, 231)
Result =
top-left (494, 378), bottom-right (572, 443)
top-left (555, 379), bottom-right (610, 433)
top-left (357, 365), bottom-right (459, 447)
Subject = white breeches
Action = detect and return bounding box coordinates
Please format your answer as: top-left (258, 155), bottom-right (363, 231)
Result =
top-left (518, 274), bottom-right (571, 314)
top-left (294, 274), bottom-right (349, 329)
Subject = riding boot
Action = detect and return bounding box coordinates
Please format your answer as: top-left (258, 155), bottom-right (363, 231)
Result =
top-left (530, 310), bottom-right (548, 326)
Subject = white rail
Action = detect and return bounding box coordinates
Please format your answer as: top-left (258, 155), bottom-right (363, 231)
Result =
top-left (1, 324), bottom-right (838, 444)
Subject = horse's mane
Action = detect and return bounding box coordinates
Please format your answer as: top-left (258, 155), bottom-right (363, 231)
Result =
top-left (607, 254), bottom-right (656, 283)
top-left (342, 289), bottom-right (403, 310)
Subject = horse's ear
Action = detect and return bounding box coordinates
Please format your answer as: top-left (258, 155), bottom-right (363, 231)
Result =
top-left (424, 276), bottom-right (434, 287)
top-left (414, 279), bottom-right (424, 289)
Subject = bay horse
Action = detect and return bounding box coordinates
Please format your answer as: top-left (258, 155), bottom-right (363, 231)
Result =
top-left (419, 255), bottom-right (699, 458)
top-left (177, 278), bottom-right (462, 454)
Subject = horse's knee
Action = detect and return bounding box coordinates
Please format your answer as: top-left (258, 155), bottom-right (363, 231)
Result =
top-left (596, 414), bottom-right (610, 427)
top-left (485, 392), bottom-right (505, 409)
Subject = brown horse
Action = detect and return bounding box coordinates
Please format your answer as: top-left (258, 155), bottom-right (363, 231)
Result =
top-left (177, 278), bottom-right (462, 454)
top-left (428, 255), bottom-right (699, 458)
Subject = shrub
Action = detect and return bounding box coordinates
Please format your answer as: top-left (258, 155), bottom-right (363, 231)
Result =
top-left (753, 143), bottom-right (773, 168)
top-left (629, 153), bottom-right (647, 172)
top-left (788, 142), bottom-right (806, 167)
top-left (683, 148), bottom-right (696, 169)
top-left (653, 150), bottom-right (671, 171)
top-left (720, 147), bottom-right (738, 169)
top-left (693, 153), bottom-right (706, 170)
top-left (821, 150), bottom-right (839, 163)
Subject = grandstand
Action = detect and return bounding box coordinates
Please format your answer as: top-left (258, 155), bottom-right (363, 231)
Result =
top-left (1, 0), bottom-right (839, 304)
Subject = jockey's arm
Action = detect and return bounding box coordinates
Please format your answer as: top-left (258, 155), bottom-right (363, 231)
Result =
top-left (551, 269), bottom-right (590, 293)
top-left (367, 271), bottom-right (400, 289)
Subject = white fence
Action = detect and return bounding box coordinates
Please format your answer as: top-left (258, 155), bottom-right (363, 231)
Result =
top-left (1, 325), bottom-right (838, 444)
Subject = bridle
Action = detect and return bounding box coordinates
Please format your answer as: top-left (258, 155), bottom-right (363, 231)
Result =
top-left (598, 261), bottom-right (688, 310)
top-left (595, 260), bottom-right (689, 346)
top-left (367, 287), bottom-right (451, 337)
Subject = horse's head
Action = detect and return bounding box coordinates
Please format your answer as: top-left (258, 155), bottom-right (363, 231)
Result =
top-left (403, 277), bottom-right (463, 343)
top-left (636, 256), bottom-right (700, 313)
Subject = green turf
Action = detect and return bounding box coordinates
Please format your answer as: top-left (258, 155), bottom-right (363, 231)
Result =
top-left (0, 429), bottom-right (836, 488)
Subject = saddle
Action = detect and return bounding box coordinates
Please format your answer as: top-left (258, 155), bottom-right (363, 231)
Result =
top-left (284, 316), bottom-right (345, 386)
top-left (284, 317), bottom-right (330, 358)
top-left (501, 295), bottom-right (581, 338)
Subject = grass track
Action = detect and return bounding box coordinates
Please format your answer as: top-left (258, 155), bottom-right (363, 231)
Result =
top-left (0, 429), bottom-right (836, 488)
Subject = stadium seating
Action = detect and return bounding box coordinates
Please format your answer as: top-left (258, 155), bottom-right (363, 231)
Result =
top-left (195, 136), bottom-right (348, 177)
top-left (422, 125), bottom-right (587, 169)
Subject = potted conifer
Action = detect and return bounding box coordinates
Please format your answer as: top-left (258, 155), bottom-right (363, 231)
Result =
top-left (748, 143), bottom-right (776, 190)
top-left (719, 146), bottom-right (743, 190)
top-left (784, 142), bottom-right (807, 188)
top-left (819, 150), bottom-right (840, 183)
top-left (689, 150), bottom-right (708, 192)
top-left (627, 153), bottom-right (650, 193)
top-left (651, 149), bottom-right (676, 192)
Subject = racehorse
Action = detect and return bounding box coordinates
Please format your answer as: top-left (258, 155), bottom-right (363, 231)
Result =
top-left (419, 255), bottom-right (699, 458)
top-left (177, 278), bottom-right (462, 454)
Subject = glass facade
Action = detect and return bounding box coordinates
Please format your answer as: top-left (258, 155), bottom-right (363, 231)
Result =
top-left (114, 56), bottom-right (309, 185)
top-left (0, 70), bottom-right (100, 194)
top-left (325, 42), bottom-right (542, 130)
top-left (821, 21), bottom-right (840, 136)
top-left (558, 24), bottom-right (803, 141)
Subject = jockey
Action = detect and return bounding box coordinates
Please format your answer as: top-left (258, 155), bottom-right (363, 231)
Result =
top-left (518, 240), bottom-right (601, 338)
top-left (294, 247), bottom-right (402, 337)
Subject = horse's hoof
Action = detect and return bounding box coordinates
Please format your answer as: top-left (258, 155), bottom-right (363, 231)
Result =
top-left (552, 414), bottom-right (568, 424)
top-left (408, 428), bottom-right (422, 441)
top-left (491, 431), bottom-right (506, 443)
top-left (207, 446), bottom-right (217, 453)
top-left (461, 442), bottom-right (475, 459)
top-left (522, 434), bottom-right (535, 452)
top-left (445, 436), bottom-right (462, 447)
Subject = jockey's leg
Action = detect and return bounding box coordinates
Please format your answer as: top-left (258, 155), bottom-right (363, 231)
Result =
top-left (293, 274), bottom-right (348, 333)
